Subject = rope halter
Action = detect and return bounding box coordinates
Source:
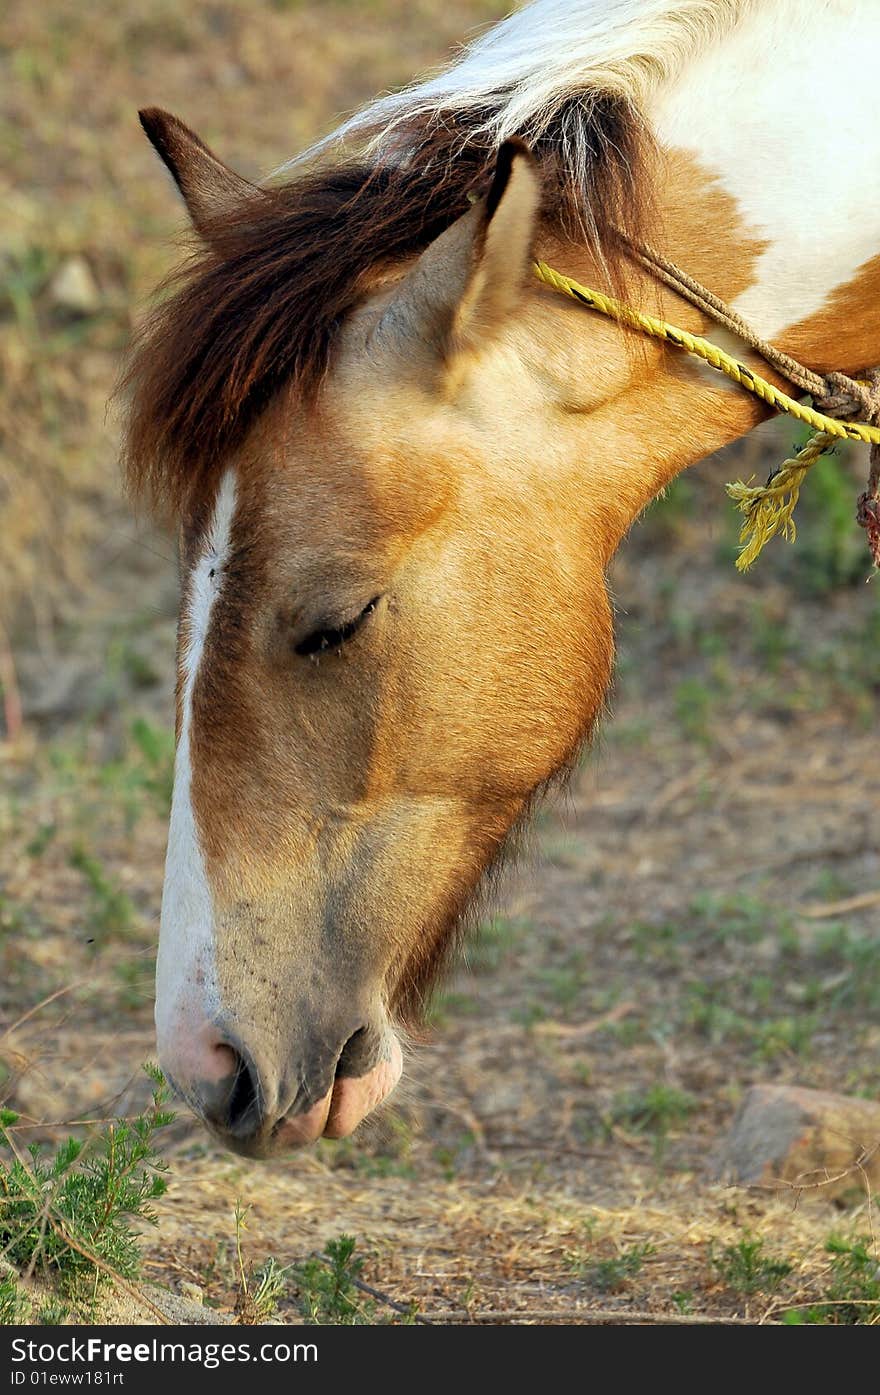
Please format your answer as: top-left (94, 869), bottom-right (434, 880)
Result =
top-left (533, 247), bottom-right (880, 572)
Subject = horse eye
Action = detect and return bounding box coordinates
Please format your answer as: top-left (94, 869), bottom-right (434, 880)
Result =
top-left (294, 596), bottom-right (381, 658)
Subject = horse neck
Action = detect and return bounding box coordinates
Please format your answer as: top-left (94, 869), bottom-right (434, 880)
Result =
top-left (518, 0), bottom-right (880, 551)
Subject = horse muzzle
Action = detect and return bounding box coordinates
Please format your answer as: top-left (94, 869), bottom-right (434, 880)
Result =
top-left (158, 1011), bottom-right (403, 1157)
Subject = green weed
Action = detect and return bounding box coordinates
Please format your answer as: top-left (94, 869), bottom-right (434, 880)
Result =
top-left (611, 1083), bottom-right (697, 1164)
top-left (683, 983), bottom-right (751, 1046)
top-left (0, 1274), bottom-right (68, 1326)
top-left (752, 1013), bottom-right (816, 1062)
top-left (612, 1084), bottom-right (697, 1134)
top-left (513, 1001), bottom-right (548, 1028)
top-left (589, 1243), bottom-right (655, 1293)
top-left (0, 1066), bottom-right (173, 1303)
top-left (683, 982), bottom-right (815, 1061)
top-left (106, 640), bottom-right (160, 692)
top-left (784, 1236), bottom-right (880, 1324)
top-left (0, 1273), bottom-right (30, 1324)
top-left (710, 1236), bottom-right (792, 1295)
top-left (292, 1235), bottom-right (375, 1324)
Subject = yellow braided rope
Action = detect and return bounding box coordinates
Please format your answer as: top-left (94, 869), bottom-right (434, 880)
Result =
top-left (533, 260), bottom-right (877, 569)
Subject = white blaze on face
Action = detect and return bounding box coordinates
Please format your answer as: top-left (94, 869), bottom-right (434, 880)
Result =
top-left (155, 468), bottom-right (238, 1074)
top-left (651, 1), bottom-right (880, 340)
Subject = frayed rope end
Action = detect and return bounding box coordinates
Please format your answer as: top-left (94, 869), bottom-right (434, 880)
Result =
top-left (726, 468), bottom-right (807, 572)
top-left (725, 431), bottom-right (835, 571)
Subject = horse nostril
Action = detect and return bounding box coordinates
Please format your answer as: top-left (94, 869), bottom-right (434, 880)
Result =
top-left (205, 1044), bottom-right (264, 1139)
top-left (335, 1025), bottom-right (371, 1078)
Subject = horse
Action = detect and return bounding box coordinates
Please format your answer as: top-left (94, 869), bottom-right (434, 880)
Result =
top-left (124, 0), bottom-right (880, 1157)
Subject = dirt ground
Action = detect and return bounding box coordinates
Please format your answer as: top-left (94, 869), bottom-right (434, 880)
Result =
top-left (2, 0), bottom-right (879, 1325)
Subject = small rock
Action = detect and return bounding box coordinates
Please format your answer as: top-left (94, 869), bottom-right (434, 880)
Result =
top-left (714, 1084), bottom-right (880, 1201)
top-left (98, 1285), bottom-right (231, 1326)
top-left (47, 255), bottom-right (101, 316)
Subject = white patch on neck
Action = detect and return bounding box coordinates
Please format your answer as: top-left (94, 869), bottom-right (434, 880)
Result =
top-left (155, 469), bottom-right (238, 1057)
top-left (651, 1), bottom-right (880, 339)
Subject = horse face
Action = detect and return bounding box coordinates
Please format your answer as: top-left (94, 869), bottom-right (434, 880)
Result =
top-left (136, 115), bottom-right (616, 1153)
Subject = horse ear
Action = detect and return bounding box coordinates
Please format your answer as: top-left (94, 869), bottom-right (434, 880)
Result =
top-left (375, 140), bottom-right (542, 378)
top-left (138, 108), bottom-right (263, 232)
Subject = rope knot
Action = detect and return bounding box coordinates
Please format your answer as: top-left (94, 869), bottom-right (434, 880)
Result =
top-left (728, 367), bottom-right (880, 571)
top-left (816, 368), bottom-right (880, 424)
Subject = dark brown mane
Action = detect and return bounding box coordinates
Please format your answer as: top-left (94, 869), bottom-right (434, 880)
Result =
top-left (122, 97), bottom-right (652, 516)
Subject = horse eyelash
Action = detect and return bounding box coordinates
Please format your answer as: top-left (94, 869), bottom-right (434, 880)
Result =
top-left (294, 596), bottom-right (381, 658)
